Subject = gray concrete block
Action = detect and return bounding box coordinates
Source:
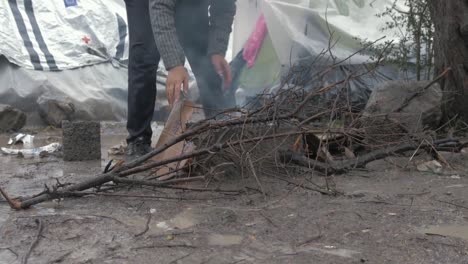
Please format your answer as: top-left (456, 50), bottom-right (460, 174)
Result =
top-left (62, 121), bottom-right (101, 161)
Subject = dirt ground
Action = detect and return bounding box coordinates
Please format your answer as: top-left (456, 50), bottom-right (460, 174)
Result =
top-left (1, 123), bottom-right (468, 264)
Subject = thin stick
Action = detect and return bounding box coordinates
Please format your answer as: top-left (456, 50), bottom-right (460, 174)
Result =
top-left (111, 176), bottom-right (204, 188)
top-left (132, 244), bottom-right (197, 250)
top-left (58, 191), bottom-right (227, 201)
top-left (157, 185), bottom-right (241, 194)
top-left (115, 176), bottom-right (205, 186)
top-left (267, 173), bottom-right (335, 195)
top-left (135, 213), bottom-right (152, 237)
top-left (169, 252), bottom-right (194, 264)
top-left (149, 231), bottom-right (194, 239)
top-left (435, 199), bottom-right (468, 210)
top-left (22, 219), bottom-right (44, 264)
top-left (0, 187), bottom-right (21, 209)
top-left (246, 152), bottom-right (266, 198)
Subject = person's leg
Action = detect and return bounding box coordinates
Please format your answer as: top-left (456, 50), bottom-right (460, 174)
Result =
top-left (175, 0), bottom-right (227, 119)
top-left (125, 0), bottom-right (160, 147)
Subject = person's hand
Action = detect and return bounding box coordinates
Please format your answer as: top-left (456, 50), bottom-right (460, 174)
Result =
top-left (166, 66), bottom-right (189, 106)
top-left (211, 54), bottom-right (232, 89)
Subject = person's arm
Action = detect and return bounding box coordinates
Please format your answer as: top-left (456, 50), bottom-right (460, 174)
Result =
top-left (149, 0), bottom-right (185, 70)
top-left (208, 0), bottom-right (237, 57)
top-left (149, 0), bottom-right (188, 105)
top-left (208, 0), bottom-right (236, 88)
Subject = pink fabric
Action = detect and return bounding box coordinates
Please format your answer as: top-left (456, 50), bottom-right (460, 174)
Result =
top-left (243, 14), bottom-right (268, 68)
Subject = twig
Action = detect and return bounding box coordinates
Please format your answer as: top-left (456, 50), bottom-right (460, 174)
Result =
top-left (135, 213), bottom-right (152, 237)
top-left (267, 173), bottom-right (336, 195)
top-left (246, 152), bottom-right (266, 198)
top-left (259, 211), bottom-right (278, 228)
top-left (113, 176), bottom-right (205, 187)
top-left (58, 191), bottom-right (229, 201)
top-left (132, 243), bottom-right (197, 250)
top-left (0, 186), bottom-right (22, 209)
top-left (22, 219), bottom-right (44, 264)
top-left (146, 165), bottom-right (189, 180)
top-left (75, 214), bottom-right (128, 226)
top-left (49, 251), bottom-right (72, 263)
top-left (296, 234), bottom-right (323, 247)
top-left (12, 175), bottom-right (203, 209)
top-left (169, 252), bottom-right (194, 264)
top-left (434, 199), bottom-right (468, 210)
top-left (149, 231), bottom-right (194, 239)
top-left (158, 185), bottom-right (241, 194)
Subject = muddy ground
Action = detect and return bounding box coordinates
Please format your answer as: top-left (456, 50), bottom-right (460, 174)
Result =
top-left (1, 123), bottom-right (468, 264)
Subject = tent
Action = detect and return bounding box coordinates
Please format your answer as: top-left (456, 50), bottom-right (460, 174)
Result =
top-left (0, 0), bottom-right (131, 124)
top-left (0, 0), bottom-right (196, 125)
top-left (229, 0), bottom-right (409, 109)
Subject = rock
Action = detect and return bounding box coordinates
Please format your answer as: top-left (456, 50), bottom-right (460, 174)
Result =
top-left (0, 104), bottom-right (26, 132)
top-left (37, 94), bottom-right (75, 128)
top-left (362, 80), bottom-right (443, 133)
top-left (62, 121), bottom-right (101, 161)
top-left (438, 151), bottom-right (467, 165)
top-left (416, 160), bottom-right (443, 174)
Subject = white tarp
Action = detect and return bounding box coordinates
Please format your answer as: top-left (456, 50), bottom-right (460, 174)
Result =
top-left (231, 0), bottom-right (409, 109)
top-left (0, 0), bottom-right (128, 70)
top-left (1, 0), bottom-right (404, 70)
top-left (234, 0), bottom-right (404, 66)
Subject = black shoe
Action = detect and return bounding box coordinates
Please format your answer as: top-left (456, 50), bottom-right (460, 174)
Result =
top-left (125, 137), bottom-right (152, 160)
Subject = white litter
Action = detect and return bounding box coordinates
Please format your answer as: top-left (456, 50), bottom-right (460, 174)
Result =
top-left (108, 142), bottom-right (127, 156)
top-left (1, 142), bottom-right (61, 156)
top-left (7, 133), bottom-right (34, 145)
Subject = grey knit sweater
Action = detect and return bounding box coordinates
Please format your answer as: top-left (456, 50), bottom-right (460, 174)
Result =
top-left (149, 0), bottom-right (236, 70)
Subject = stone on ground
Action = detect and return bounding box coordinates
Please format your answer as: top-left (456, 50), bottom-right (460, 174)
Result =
top-left (62, 121), bottom-right (101, 161)
top-left (0, 104), bottom-right (26, 132)
top-left (362, 80), bottom-right (443, 133)
top-left (37, 93), bottom-right (75, 128)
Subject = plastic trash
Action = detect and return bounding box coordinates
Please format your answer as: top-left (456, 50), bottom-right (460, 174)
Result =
top-left (1, 143), bottom-right (61, 156)
top-left (7, 133), bottom-right (34, 145)
top-left (108, 142), bottom-right (127, 156)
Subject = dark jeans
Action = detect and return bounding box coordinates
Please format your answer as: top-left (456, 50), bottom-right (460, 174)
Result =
top-left (125, 0), bottom-right (226, 143)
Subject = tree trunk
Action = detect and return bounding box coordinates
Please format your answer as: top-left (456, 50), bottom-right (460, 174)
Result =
top-left (430, 0), bottom-right (468, 120)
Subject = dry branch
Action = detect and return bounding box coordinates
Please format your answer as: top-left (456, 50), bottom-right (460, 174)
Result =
top-left (22, 219), bottom-right (44, 264)
top-left (280, 138), bottom-right (460, 175)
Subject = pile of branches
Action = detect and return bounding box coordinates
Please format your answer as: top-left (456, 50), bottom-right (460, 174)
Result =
top-left (1, 46), bottom-right (463, 210)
